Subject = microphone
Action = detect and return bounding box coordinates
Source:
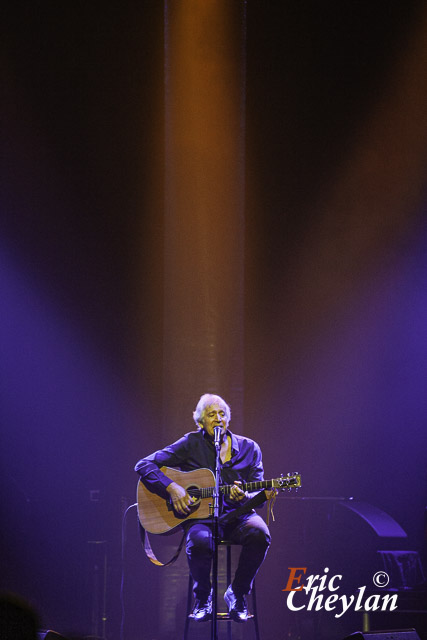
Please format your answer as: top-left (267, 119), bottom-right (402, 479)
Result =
top-left (214, 426), bottom-right (222, 448)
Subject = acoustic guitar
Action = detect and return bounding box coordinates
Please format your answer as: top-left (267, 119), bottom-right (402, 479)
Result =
top-left (137, 466), bottom-right (301, 534)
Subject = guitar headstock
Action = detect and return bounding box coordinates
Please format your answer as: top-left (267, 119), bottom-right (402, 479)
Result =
top-left (272, 472), bottom-right (301, 491)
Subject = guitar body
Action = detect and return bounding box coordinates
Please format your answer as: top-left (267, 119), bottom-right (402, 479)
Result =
top-left (137, 466), bottom-right (301, 534)
top-left (137, 467), bottom-right (216, 534)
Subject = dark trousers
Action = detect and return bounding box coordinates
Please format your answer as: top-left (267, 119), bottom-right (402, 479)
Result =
top-left (185, 513), bottom-right (271, 599)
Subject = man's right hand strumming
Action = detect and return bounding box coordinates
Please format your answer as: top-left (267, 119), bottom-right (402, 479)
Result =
top-left (166, 481), bottom-right (194, 515)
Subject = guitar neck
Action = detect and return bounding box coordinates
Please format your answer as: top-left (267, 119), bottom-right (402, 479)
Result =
top-left (187, 473), bottom-right (300, 500)
top-left (222, 479), bottom-right (275, 494)
top-left (196, 479), bottom-right (275, 499)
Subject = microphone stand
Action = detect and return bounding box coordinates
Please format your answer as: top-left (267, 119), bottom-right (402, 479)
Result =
top-left (211, 428), bottom-right (222, 640)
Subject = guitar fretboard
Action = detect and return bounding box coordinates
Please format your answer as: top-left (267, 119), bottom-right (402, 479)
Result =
top-left (189, 479), bottom-right (275, 499)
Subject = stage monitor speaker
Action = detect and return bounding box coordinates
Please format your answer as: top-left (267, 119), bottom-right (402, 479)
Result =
top-left (37, 631), bottom-right (69, 640)
top-left (342, 630), bottom-right (421, 640)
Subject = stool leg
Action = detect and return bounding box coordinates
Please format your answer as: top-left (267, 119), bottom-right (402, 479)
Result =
top-left (227, 546), bottom-right (232, 640)
top-left (183, 573), bottom-right (193, 640)
top-left (252, 580), bottom-right (261, 640)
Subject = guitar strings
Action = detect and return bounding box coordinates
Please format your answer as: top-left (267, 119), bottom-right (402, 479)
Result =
top-left (182, 475), bottom-right (300, 500)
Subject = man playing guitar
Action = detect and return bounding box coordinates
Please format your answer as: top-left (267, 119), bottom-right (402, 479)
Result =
top-left (135, 393), bottom-right (275, 623)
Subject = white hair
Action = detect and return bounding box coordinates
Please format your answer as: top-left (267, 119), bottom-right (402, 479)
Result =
top-left (193, 394), bottom-right (231, 428)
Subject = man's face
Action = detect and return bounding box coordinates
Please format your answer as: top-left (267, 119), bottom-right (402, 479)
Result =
top-left (200, 402), bottom-right (229, 439)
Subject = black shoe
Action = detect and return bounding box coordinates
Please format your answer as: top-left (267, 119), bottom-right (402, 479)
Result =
top-left (224, 585), bottom-right (249, 623)
top-left (189, 592), bottom-right (212, 622)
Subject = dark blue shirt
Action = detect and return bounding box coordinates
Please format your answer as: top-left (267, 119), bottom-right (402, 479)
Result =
top-left (134, 428), bottom-right (264, 515)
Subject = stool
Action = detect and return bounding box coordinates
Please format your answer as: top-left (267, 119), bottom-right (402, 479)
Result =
top-left (183, 540), bottom-right (261, 640)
